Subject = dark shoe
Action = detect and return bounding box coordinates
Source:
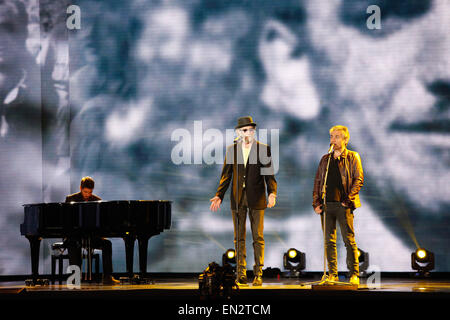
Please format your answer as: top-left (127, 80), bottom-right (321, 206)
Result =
top-left (236, 276), bottom-right (248, 286)
top-left (103, 275), bottom-right (120, 285)
top-left (252, 276), bottom-right (263, 286)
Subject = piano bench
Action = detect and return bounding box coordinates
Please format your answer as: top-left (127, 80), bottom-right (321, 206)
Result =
top-left (51, 243), bottom-right (101, 284)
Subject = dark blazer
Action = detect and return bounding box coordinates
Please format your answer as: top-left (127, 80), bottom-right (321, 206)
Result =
top-left (215, 141), bottom-right (277, 210)
top-left (65, 192), bottom-right (102, 203)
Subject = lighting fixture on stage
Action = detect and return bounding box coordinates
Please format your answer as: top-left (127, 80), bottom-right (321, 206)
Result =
top-left (357, 248), bottom-right (369, 276)
top-left (222, 249), bottom-right (236, 267)
top-left (199, 262), bottom-right (237, 299)
top-left (411, 248), bottom-right (434, 275)
top-left (283, 248), bottom-right (305, 276)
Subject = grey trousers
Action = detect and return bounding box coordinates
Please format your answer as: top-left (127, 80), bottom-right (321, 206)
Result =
top-left (321, 202), bottom-right (359, 276)
top-left (232, 190), bottom-right (265, 278)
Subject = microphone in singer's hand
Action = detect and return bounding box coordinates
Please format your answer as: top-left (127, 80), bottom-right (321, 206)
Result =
top-left (328, 144), bottom-right (334, 154)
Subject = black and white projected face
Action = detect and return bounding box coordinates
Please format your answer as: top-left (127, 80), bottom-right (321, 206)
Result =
top-left (260, 1), bottom-right (449, 203)
top-left (258, 0), bottom-right (450, 269)
top-left (301, 1), bottom-right (449, 212)
top-left (0, 0), bottom-right (449, 275)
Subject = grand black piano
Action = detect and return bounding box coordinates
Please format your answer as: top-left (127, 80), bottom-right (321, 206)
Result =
top-left (20, 200), bottom-right (171, 285)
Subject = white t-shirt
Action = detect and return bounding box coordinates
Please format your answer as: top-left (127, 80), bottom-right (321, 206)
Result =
top-left (242, 142), bottom-right (253, 188)
top-left (242, 143), bottom-right (252, 168)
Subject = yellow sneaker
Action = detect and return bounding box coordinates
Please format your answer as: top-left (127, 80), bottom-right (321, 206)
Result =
top-left (349, 275), bottom-right (360, 286)
top-left (321, 274), bottom-right (338, 283)
top-left (252, 276), bottom-right (263, 286)
top-left (327, 274), bottom-right (339, 282)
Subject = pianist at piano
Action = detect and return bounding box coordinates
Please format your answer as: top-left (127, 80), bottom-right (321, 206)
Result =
top-left (65, 176), bottom-right (102, 203)
top-left (64, 176), bottom-right (120, 285)
top-left (20, 179), bottom-right (172, 285)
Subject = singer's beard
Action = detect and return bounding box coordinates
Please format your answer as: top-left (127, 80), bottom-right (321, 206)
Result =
top-left (244, 136), bottom-right (253, 144)
top-left (334, 144), bottom-right (344, 152)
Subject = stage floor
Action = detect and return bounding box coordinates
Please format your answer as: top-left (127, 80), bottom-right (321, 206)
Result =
top-left (1, 275), bottom-right (449, 299)
top-left (0, 275), bottom-right (448, 317)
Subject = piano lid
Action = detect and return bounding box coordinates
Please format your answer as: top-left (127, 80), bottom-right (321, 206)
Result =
top-left (23, 200), bottom-right (172, 206)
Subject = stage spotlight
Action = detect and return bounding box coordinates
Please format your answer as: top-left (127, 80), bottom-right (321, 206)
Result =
top-left (288, 249), bottom-right (297, 259)
top-left (411, 248), bottom-right (434, 276)
top-left (357, 248), bottom-right (369, 276)
top-left (222, 249), bottom-right (236, 267)
top-left (283, 248), bottom-right (305, 276)
top-left (416, 249), bottom-right (426, 260)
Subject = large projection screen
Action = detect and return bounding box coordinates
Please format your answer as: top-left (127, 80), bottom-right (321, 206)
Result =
top-left (0, 0), bottom-right (449, 275)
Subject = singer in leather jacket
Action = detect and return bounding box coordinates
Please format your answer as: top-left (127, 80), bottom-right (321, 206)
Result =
top-left (312, 125), bottom-right (363, 285)
top-left (312, 148), bottom-right (364, 211)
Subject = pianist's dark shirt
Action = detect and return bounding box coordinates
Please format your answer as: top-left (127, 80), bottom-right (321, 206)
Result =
top-left (65, 192), bottom-right (102, 203)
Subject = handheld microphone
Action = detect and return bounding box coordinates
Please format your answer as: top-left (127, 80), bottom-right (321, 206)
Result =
top-left (328, 144), bottom-right (334, 154)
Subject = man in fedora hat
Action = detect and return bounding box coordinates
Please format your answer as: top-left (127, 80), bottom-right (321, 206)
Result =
top-left (210, 116), bottom-right (277, 286)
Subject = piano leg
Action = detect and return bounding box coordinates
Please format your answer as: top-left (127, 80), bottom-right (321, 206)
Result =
top-left (25, 236), bottom-right (48, 286)
top-left (26, 236), bottom-right (40, 279)
top-left (137, 235), bottom-right (150, 277)
top-left (134, 235), bottom-right (155, 285)
top-left (123, 234), bottom-right (136, 278)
